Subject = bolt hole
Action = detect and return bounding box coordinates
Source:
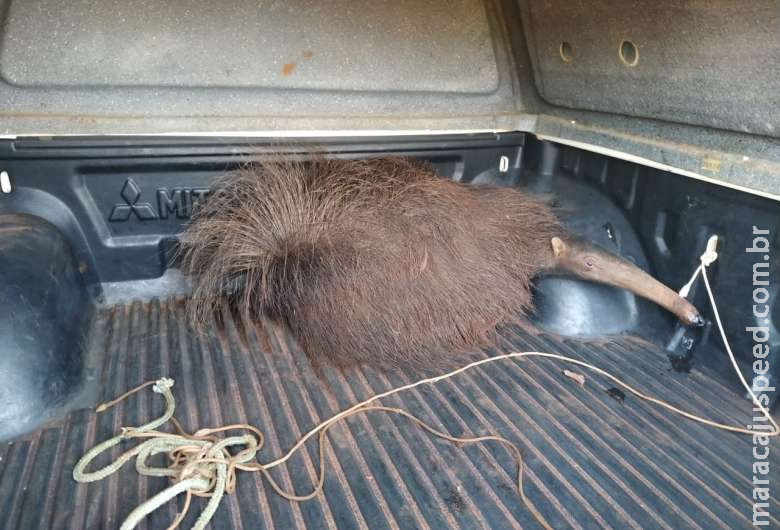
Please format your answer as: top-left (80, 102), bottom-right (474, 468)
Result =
top-left (559, 41), bottom-right (574, 63)
top-left (619, 40), bottom-right (639, 66)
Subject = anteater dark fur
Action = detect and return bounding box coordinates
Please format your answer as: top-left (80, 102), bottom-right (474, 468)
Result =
top-left (180, 156), bottom-right (702, 370)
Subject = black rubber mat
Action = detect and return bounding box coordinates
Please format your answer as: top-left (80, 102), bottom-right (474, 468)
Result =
top-left (1, 297), bottom-right (778, 529)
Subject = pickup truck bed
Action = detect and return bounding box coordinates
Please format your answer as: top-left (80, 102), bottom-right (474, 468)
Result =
top-left (2, 297), bottom-right (776, 530)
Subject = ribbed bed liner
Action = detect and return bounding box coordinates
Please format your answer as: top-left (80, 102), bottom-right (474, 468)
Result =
top-left (1, 297), bottom-right (778, 530)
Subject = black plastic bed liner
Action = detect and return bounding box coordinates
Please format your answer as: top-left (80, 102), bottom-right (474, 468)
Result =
top-left (1, 298), bottom-right (778, 530)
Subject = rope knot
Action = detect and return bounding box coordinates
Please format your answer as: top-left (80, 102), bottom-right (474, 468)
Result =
top-left (153, 378), bottom-right (175, 393)
top-left (679, 235), bottom-right (720, 298)
top-left (700, 235), bottom-right (719, 267)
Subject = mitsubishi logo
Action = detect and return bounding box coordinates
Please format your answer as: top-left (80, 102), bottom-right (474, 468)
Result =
top-left (107, 178), bottom-right (211, 222)
top-left (109, 178), bottom-right (158, 221)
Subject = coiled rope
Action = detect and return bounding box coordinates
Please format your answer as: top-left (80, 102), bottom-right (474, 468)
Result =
top-left (73, 236), bottom-right (778, 530)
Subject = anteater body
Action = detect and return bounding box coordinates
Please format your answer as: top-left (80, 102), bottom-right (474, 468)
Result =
top-left (180, 156), bottom-right (701, 369)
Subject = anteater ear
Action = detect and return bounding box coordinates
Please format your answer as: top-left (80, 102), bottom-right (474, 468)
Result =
top-left (551, 236), bottom-right (567, 258)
